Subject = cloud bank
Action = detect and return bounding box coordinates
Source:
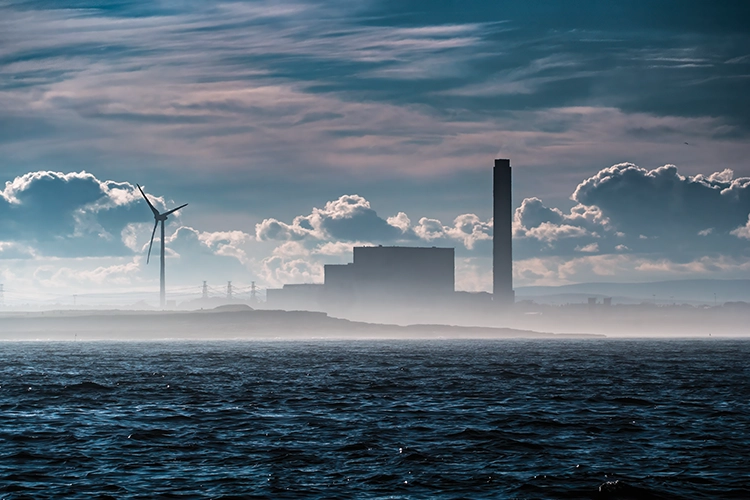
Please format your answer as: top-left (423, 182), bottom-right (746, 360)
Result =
top-left (1, 163), bottom-right (749, 300)
top-left (258, 163), bottom-right (750, 289)
top-left (514, 163), bottom-right (750, 260)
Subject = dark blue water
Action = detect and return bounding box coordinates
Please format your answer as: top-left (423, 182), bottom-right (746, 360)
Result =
top-left (1, 339), bottom-right (749, 499)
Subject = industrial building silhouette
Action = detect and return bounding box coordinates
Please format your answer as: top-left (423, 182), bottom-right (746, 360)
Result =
top-left (267, 159), bottom-right (514, 319)
top-left (325, 245), bottom-right (455, 306)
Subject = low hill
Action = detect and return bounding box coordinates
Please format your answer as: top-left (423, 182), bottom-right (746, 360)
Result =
top-left (516, 279), bottom-right (750, 305)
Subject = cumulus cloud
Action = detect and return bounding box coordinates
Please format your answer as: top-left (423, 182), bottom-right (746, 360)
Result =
top-left (256, 163), bottom-right (750, 289)
top-left (256, 195), bottom-right (403, 242)
top-left (257, 242), bottom-right (323, 288)
top-left (573, 164), bottom-right (750, 237)
top-left (576, 243), bottom-right (599, 253)
top-left (731, 216), bottom-right (750, 239)
top-left (161, 226), bottom-right (254, 279)
top-left (386, 212), bottom-right (411, 232)
top-left (253, 194), bottom-right (497, 288)
top-left (514, 163), bottom-right (750, 262)
top-left (256, 193), bottom-right (495, 251)
top-left (0, 170), bottom-right (262, 302)
top-left (3, 163), bottom-right (750, 297)
top-left (413, 214), bottom-right (492, 250)
top-left (0, 171), bottom-right (158, 257)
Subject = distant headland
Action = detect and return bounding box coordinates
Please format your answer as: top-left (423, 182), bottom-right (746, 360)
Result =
top-left (0, 306), bottom-right (600, 341)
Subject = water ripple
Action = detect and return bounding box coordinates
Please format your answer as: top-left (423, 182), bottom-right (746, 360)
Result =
top-left (0, 339), bottom-right (748, 498)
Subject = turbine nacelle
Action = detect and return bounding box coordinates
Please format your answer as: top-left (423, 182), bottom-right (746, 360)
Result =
top-left (137, 183), bottom-right (188, 266)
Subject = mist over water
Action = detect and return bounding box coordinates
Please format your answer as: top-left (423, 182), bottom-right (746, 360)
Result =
top-left (2, 339), bottom-right (748, 498)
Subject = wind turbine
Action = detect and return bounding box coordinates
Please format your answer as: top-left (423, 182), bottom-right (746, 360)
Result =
top-left (137, 184), bottom-right (187, 309)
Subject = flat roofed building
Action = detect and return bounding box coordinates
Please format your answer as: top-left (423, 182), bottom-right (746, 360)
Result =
top-left (266, 283), bottom-right (324, 311)
top-left (325, 246), bottom-right (454, 309)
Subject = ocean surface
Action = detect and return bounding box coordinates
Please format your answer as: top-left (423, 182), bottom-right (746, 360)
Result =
top-left (1, 339), bottom-right (748, 499)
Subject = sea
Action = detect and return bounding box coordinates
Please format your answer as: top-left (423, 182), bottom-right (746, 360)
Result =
top-left (1, 339), bottom-right (748, 499)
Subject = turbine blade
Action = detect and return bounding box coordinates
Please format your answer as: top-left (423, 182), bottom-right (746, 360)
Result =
top-left (163, 203), bottom-right (188, 217)
top-left (147, 220), bottom-right (158, 264)
top-left (137, 184), bottom-right (160, 217)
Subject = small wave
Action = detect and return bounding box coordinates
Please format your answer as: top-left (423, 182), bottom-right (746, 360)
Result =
top-left (127, 429), bottom-right (173, 440)
top-left (64, 381), bottom-right (113, 391)
top-left (2, 450), bottom-right (47, 460)
top-left (447, 428), bottom-right (545, 450)
top-left (336, 442), bottom-right (375, 452)
top-left (597, 480), bottom-right (682, 499)
top-left (612, 397), bottom-right (656, 406)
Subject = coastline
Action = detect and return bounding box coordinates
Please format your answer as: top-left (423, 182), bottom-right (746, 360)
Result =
top-left (0, 308), bottom-right (602, 341)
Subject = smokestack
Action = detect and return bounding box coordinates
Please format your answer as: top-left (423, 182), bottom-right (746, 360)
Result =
top-left (493, 159), bottom-right (514, 306)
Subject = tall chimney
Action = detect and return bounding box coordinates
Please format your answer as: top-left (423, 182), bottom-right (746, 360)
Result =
top-left (493, 159), bottom-right (514, 306)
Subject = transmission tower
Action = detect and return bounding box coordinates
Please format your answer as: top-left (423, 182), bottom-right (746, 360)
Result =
top-left (250, 281), bottom-right (257, 304)
top-left (202, 281), bottom-right (208, 300)
top-left (227, 281), bottom-right (233, 300)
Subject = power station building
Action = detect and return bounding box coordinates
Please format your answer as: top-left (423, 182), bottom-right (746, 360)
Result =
top-left (325, 246), bottom-right (454, 311)
top-left (267, 158), bottom-right (514, 317)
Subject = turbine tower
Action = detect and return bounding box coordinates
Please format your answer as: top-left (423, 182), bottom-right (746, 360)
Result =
top-left (137, 184), bottom-right (187, 309)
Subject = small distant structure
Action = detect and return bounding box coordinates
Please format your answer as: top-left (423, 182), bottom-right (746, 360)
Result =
top-left (180, 281), bottom-right (251, 310)
top-left (588, 297), bottom-right (613, 311)
top-left (267, 284), bottom-right (324, 311)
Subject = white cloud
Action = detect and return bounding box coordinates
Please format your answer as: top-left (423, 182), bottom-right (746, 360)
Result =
top-left (513, 163), bottom-right (750, 261)
top-left (443, 214), bottom-right (493, 250)
top-left (731, 216), bottom-right (750, 239)
top-left (455, 257), bottom-right (492, 292)
top-left (575, 243), bottom-right (599, 253)
top-left (314, 241), bottom-right (363, 256)
top-left (386, 212), bottom-right (411, 232)
top-left (414, 218), bottom-right (444, 241)
top-left (514, 254), bottom-right (750, 287)
top-left (258, 256), bottom-right (323, 288)
top-left (525, 222), bottom-right (591, 243)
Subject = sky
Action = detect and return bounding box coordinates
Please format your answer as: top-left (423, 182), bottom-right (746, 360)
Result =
top-left (1, 0), bottom-right (749, 305)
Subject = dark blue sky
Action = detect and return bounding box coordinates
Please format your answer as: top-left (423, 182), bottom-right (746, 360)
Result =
top-left (1, 0), bottom-right (749, 301)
